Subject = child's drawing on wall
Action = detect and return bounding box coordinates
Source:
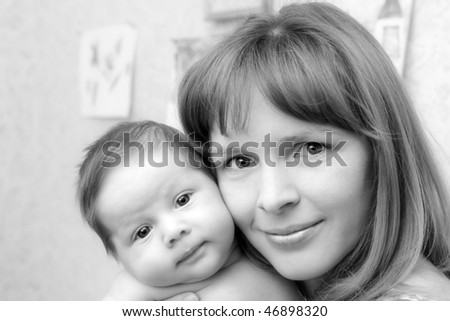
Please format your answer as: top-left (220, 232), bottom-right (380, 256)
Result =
top-left (80, 24), bottom-right (137, 118)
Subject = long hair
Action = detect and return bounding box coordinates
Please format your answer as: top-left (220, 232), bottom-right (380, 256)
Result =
top-left (178, 2), bottom-right (450, 300)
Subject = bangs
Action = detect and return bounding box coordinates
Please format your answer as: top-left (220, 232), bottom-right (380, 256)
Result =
top-left (179, 45), bottom-right (254, 140)
top-left (254, 34), bottom-right (363, 132)
top-left (179, 12), bottom-right (379, 142)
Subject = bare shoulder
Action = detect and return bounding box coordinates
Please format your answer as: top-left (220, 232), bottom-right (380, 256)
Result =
top-left (381, 258), bottom-right (450, 301)
top-left (104, 269), bottom-right (213, 301)
top-left (105, 257), bottom-right (301, 301)
top-left (198, 256), bottom-right (302, 301)
top-left (104, 270), bottom-right (155, 301)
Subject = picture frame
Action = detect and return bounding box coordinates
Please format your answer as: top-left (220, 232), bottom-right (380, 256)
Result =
top-left (205, 0), bottom-right (268, 21)
top-left (79, 24), bottom-right (137, 118)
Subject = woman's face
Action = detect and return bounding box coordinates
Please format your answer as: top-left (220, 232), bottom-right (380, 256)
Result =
top-left (210, 89), bottom-right (372, 290)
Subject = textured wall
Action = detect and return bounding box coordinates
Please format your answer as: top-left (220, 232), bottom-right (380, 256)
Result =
top-left (0, 0), bottom-right (449, 300)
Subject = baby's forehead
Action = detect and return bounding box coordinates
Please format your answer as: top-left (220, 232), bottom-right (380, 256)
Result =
top-left (98, 154), bottom-right (210, 202)
top-left (95, 162), bottom-right (213, 232)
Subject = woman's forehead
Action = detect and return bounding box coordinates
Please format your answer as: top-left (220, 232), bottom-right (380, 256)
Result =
top-left (211, 94), bottom-right (344, 143)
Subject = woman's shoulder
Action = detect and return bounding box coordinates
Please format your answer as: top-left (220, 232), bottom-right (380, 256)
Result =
top-left (377, 286), bottom-right (449, 301)
top-left (377, 290), bottom-right (433, 301)
top-left (379, 258), bottom-right (450, 301)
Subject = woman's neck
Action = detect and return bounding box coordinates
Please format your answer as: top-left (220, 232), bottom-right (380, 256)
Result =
top-left (301, 278), bottom-right (324, 298)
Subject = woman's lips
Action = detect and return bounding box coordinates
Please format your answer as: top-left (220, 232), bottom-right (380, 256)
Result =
top-left (177, 242), bottom-right (205, 266)
top-left (263, 220), bottom-right (323, 248)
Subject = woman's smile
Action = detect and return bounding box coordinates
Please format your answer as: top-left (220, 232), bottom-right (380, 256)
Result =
top-left (262, 220), bottom-right (324, 248)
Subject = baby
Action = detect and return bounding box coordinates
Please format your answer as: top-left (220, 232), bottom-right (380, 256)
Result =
top-left (77, 120), bottom-right (299, 300)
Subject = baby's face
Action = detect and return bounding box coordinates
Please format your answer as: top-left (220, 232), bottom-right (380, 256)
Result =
top-left (96, 150), bottom-right (235, 286)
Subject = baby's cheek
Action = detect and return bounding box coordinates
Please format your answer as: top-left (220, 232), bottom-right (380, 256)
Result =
top-left (140, 261), bottom-right (173, 286)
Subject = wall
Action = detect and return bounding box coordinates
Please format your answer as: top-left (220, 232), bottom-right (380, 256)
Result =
top-left (0, 0), bottom-right (207, 300)
top-left (0, 0), bottom-right (449, 300)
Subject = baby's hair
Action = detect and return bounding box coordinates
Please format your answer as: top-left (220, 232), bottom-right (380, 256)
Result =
top-left (179, 2), bottom-right (450, 300)
top-left (77, 120), bottom-right (208, 256)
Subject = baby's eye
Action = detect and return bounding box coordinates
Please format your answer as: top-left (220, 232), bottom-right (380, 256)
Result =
top-left (176, 193), bottom-right (191, 208)
top-left (226, 155), bottom-right (257, 169)
top-left (135, 226), bottom-right (152, 240)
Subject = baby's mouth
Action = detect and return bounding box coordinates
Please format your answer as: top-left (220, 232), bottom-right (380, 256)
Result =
top-left (177, 242), bottom-right (205, 266)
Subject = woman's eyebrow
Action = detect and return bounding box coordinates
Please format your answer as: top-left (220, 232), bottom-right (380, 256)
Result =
top-left (279, 134), bottom-right (311, 142)
top-left (221, 142), bottom-right (243, 158)
top-left (279, 132), bottom-right (322, 142)
top-left (214, 128), bottom-right (344, 159)
top-left (279, 128), bottom-right (344, 142)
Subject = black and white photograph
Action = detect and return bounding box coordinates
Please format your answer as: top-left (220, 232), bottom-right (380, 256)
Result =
top-left (1, 0), bottom-right (449, 319)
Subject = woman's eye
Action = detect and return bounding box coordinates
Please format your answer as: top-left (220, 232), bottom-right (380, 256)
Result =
top-left (294, 142), bottom-right (325, 156)
top-left (176, 193), bottom-right (191, 208)
top-left (135, 226), bottom-right (152, 240)
top-left (227, 155), bottom-right (256, 169)
top-left (305, 142), bottom-right (325, 155)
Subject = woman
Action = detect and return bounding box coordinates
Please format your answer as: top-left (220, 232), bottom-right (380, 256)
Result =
top-left (177, 2), bottom-right (450, 300)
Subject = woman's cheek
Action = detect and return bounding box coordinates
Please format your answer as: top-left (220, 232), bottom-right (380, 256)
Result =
top-left (219, 180), bottom-right (254, 226)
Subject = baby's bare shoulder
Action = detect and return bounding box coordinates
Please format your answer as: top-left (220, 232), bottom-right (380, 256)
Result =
top-left (198, 257), bottom-right (301, 301)
top-left (104, 270), bottom-right (212, 301)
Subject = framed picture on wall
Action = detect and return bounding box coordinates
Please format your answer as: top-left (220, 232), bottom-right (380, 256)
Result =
top-left (166, 37), bottom-right (218, 129)
top-left (374, 0), bottom-right (414, 76)
top-left (205, 0), bottom-right (268, 21)
top-left (79, 24), bottom-right (137, 118)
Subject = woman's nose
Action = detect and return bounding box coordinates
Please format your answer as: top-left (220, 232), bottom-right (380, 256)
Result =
top-left (256, 165), bottom-right (300, 214)
top-left (162, 220), bottom-right (191, 248)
